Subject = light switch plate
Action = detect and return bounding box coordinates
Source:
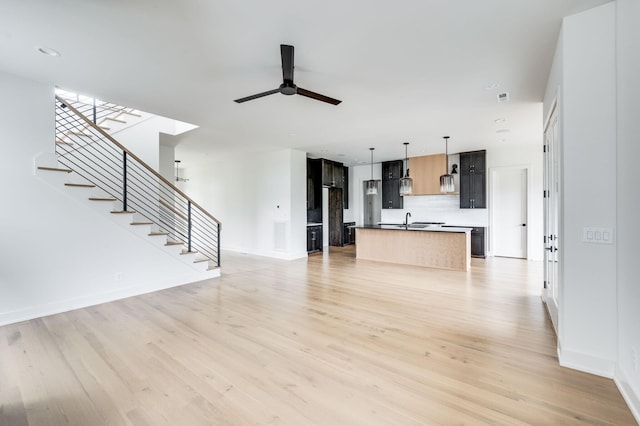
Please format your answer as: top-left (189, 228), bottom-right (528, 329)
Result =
top-left (582, 227), bottom-right (614, 244)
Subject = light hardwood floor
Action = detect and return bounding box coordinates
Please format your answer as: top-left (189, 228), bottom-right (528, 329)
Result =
top-left (0, 246), bottom-right (635, 425)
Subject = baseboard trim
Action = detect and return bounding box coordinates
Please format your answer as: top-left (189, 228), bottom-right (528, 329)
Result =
top-left (558, 345), bottom-right (616, 378)
top-left (0, 275), bottom-right (217, 327)
top-left (615, 367), bottom-right (640, 425)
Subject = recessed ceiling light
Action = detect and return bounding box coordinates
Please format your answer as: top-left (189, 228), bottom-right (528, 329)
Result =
top-left (496, 129), bottom-right (510, 134)
top-left (494, 118), bottom-right (506, 124)
top-left (484, 83), bottom-right (500, 90)
top-left (37, 46), bottom-right (61, 57)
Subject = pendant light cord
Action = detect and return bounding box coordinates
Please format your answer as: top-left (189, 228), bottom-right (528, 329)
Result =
top-left (370, 147), bottom-right (374, 179)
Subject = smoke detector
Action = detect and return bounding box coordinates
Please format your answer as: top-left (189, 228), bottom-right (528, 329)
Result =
top-left (497, 92), bottom-right (510, 103)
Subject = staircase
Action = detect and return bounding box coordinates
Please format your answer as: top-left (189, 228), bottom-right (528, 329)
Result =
top-left (37, 95), bottom-right (221, 275)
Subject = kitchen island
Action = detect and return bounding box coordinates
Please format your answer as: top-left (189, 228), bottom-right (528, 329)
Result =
top-left (355, 225), bottom-right (471, 271)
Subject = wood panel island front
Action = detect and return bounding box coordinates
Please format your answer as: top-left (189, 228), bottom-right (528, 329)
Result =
top-left (355, 225), bottom-right (471, 271)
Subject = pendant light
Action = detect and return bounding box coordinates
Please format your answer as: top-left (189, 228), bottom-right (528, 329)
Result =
top-left (365, 147), bottom-right (378, 195)
top-left (399, 142), bottom-right (413, 196)
top-left (439, 136), bottom-right (455, 193)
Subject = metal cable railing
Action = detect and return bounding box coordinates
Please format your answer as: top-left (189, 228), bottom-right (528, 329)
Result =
top-left (54, 95), bottom-right (221, 267)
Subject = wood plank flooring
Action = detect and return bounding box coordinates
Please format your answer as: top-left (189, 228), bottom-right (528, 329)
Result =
top-left (0, 246), bottom-right (635, 425)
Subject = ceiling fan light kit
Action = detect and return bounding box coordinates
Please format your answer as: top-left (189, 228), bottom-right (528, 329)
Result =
top-left (234, 45), bottom-right (342, 105)
top-left (439, 136), bottom-right (455, 193)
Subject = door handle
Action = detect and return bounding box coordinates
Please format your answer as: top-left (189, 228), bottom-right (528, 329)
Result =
top-left (521, 224), bottom-right (527, 227)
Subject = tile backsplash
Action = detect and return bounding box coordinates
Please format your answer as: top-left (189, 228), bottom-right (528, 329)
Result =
top-left (380, 194), bottom-right (489, 227)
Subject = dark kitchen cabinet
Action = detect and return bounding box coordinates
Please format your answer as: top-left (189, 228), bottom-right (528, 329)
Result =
top-left (307, 158), bottom-right (322, 223)
top-left (343, 222), bottom-right (356, 245)
top-left (328, 188), bottom-right (343, 247)
top-left (382, 160), bottom-right (403, 209)
top-left (470, 227), bottom-right (486, 258)
top-left (382, 160), bottom-right (403, 180)
top-left (307, 225), bottom-right (323, 253)
top-left (459, 150), bottom-right (486, 209)
top-left (322, 159), bottom-right (344, 188)
top-left (343, 166), bottom-right (349, 209)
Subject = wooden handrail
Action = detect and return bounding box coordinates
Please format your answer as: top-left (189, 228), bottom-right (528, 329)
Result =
top-left (159, 198), bottom-right (188, 222)
top-left (56, 95), bottom-right (221, 227)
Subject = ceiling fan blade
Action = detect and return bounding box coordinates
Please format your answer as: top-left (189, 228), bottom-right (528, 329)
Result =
top-left (281, 44), bottom-right (294, 83)
top-left (234, 88), bottom-right (280, 103)
top-left (297, 87), bottom-right (342, 105)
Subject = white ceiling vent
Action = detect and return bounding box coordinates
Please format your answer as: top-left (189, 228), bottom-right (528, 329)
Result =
top-left (497, 92), bottom-right (510, 103)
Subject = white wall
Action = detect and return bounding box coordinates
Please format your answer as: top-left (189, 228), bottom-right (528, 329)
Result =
top-left (159, 143), bottom-right (175, 182)
top-left (615, 0), bottom-right (640, 420)
top-left (114, 116), bottom-right (187, 171)
top-left (180, 149), bottom-right (307, 260)
top-left (552, 3), bottom-right (618, 376)
top-left (0, 71), bottom-right (214, 326)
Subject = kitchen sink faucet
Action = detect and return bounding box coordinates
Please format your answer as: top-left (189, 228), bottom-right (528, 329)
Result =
top-left (405, 212), bottom-right (412, 228)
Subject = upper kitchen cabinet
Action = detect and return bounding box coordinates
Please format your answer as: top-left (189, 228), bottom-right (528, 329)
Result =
top-left (382, 160), bottom-right (403, 180)
top-left (409, 154), bottom-right (447, 195)
top-left (459, 150), bottom-right (486, 209)
top-left (382, 160), bottom-right (403, 209)
top-left (322, 159), bottom-right (344, 188)
top-left (343, 166), bottom-right (349, 209)
top-left (307, 158), bottom-right (323, 223)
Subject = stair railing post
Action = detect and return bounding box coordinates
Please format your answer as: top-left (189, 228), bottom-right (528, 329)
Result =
top-left (92, 98), bottom-right (97, 124)
top-left (217, 223), bottom-right (221, 267)
top-left (122, 151), bottom-right (128, 211)
top-left (187, 201), bottom-right (192, 253)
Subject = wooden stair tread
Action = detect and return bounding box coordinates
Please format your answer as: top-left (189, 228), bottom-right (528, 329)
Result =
top-left (130, 222), bottom-right (153, 225)
top-left (104, 117), bottom-right (127, 124)
top-left (148, 232), bottom-right (169, 236)
top-left (111, 210), bottom-right (136, 214)
top-left (89, 197), bottom-right (117, 201)
top-left (180, 250), bottom-right (198, 255)
top-left (38, 166), bottom-right (72, 173)
top-left (99, 126), bottom-right (111, 131)
top-left (193, 259), bottom-right (209, 263)
top-left (56, 139), bottom-right (73, 146)
top-left (165, 241), bottom-right (184, 246)
top-left (65, 183), bottom-right (95, 188)
top-left (207, 265), bottom-right (220, 271)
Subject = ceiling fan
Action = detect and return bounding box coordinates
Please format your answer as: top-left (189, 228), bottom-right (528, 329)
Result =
top-left (234, 44), bottom-right (342, 105)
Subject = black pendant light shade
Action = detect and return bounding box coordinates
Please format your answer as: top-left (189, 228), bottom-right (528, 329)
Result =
top-left (365, 147), bottom-right (378, 195)
top-left (399, 142), bottom-right (413, 196)
top-left (440, 136), bottom-right (455, 193)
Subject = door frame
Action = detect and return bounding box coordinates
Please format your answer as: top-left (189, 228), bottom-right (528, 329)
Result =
top-left (542, 99), bottom-right (560, 334)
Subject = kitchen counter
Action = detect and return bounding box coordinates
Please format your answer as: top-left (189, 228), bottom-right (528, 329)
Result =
top-left (361, 224), bottom-right (472, 233)
top-left (355, 225), bottom-right (471, 271)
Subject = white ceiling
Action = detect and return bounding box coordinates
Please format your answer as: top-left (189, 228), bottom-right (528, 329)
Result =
top-left (1, 0), bottom-right (609, 167)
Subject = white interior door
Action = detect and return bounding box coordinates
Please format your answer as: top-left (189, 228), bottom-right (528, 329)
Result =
top-left (492, 168), bottom-right (527, 258)
top-left (543, 103), bottom-right (560, 332)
